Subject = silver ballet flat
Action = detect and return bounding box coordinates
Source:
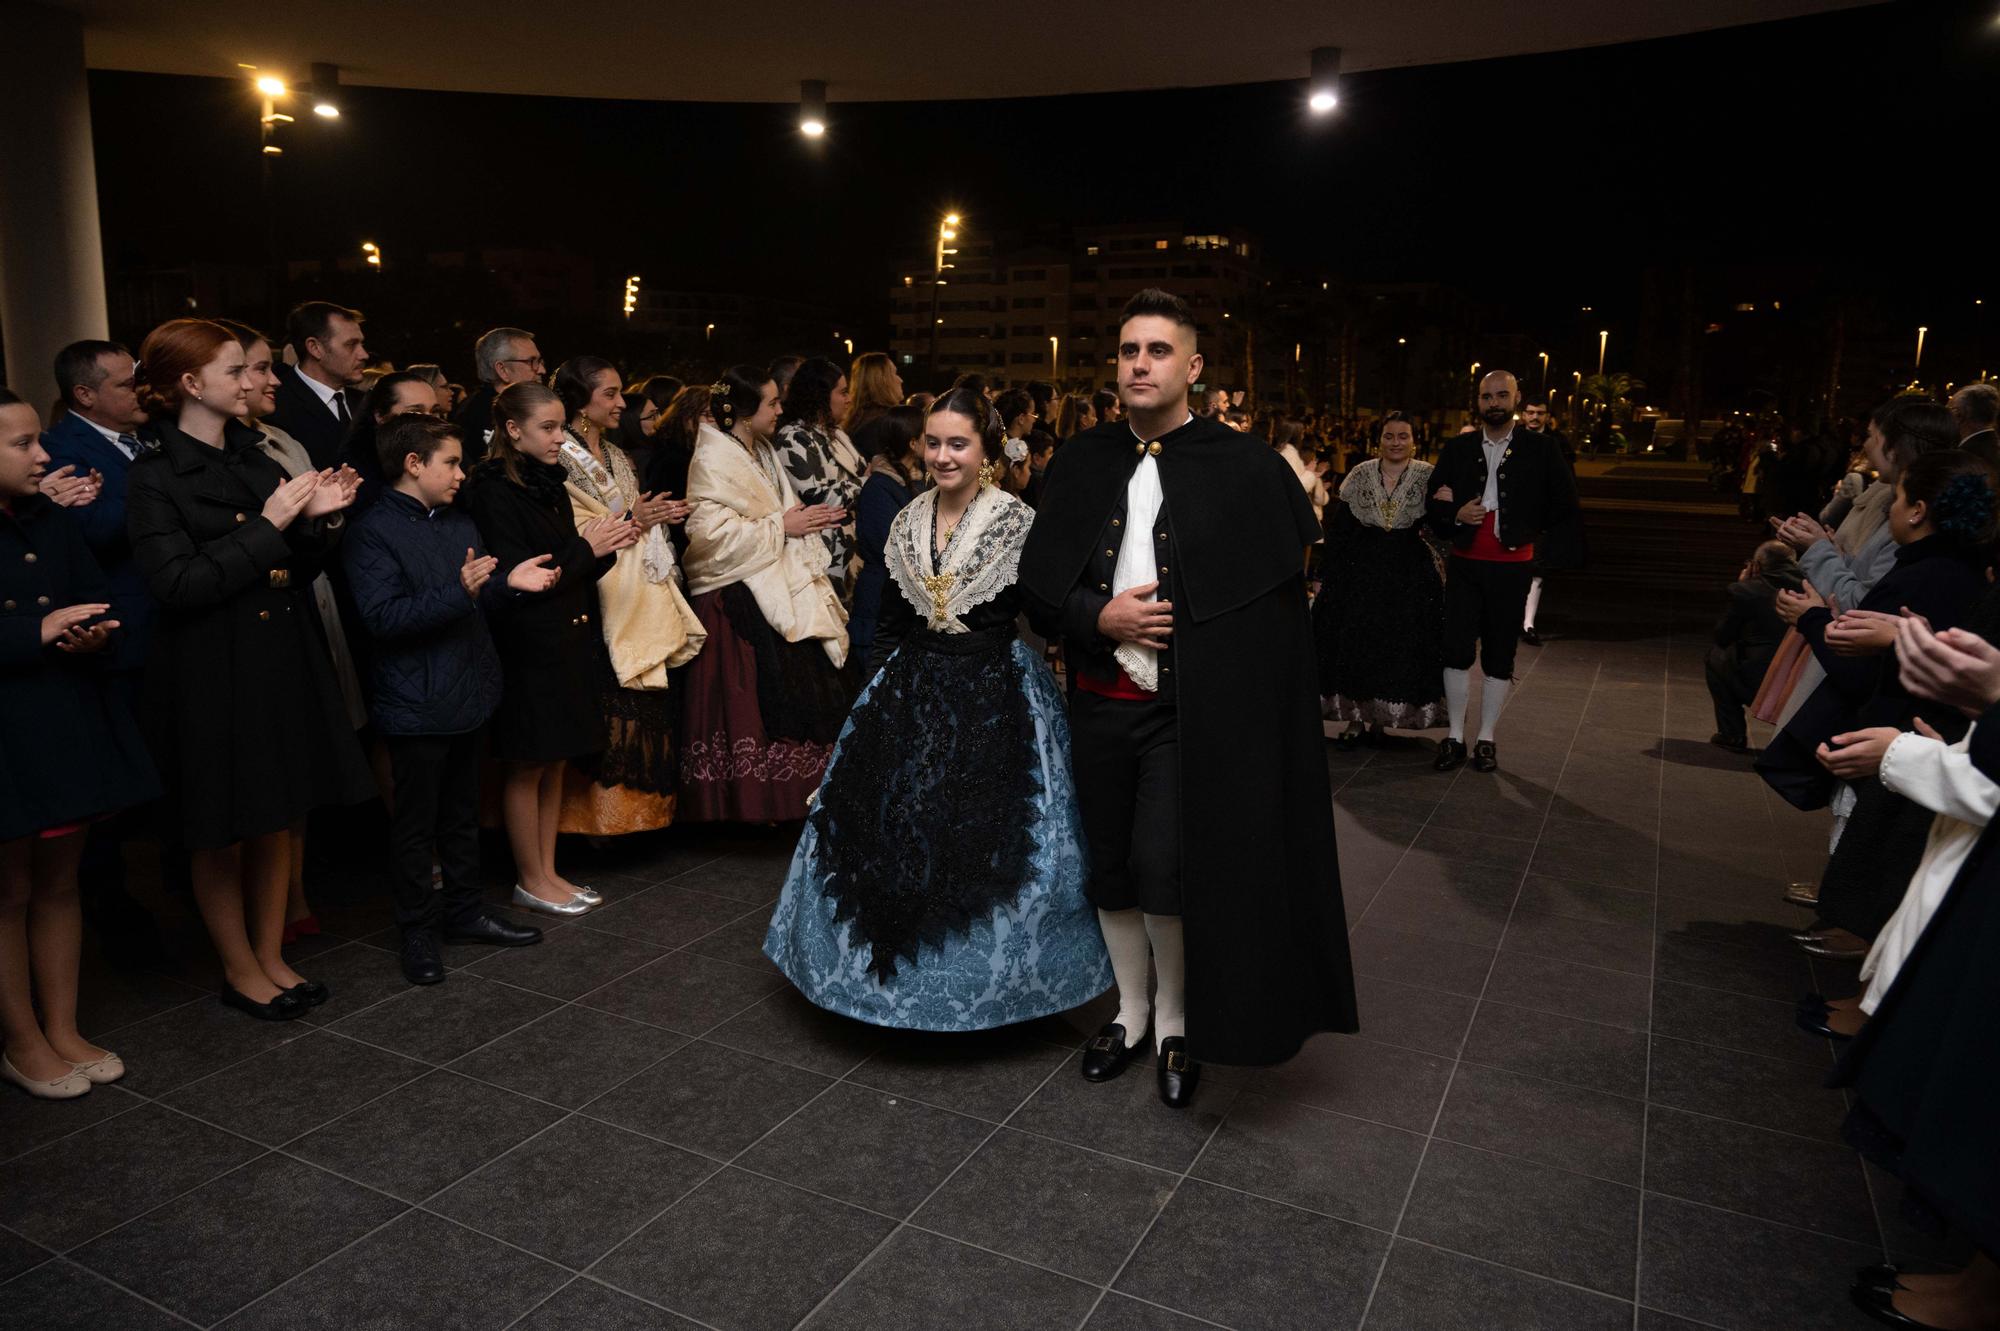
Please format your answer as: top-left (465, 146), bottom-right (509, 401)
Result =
top-left (512, 884), bottom-right (593, 917)
top-left (568, 884), bottom-right (604, 907)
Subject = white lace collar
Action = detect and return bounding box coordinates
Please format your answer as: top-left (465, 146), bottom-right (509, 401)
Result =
top-left (886, 485), bottom-right (1034, 632)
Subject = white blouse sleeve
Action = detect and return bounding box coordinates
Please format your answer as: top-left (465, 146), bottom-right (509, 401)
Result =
top-left (1879, 726), bottom-right (2000, 827)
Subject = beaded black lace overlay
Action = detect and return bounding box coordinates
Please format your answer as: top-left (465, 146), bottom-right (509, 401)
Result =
top-left (810, 627), bottom-right (1040, 982)
top-left (716, 581), bottom-right (855, 745)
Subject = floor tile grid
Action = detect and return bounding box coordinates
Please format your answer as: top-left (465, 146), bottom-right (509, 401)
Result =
top-left (1631, 647), bottom-right (1667, 1331)
top-left (1349, 656), bottom-right (1605, 1329)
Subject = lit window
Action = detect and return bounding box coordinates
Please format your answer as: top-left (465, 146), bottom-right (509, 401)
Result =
top-left (1154, 239), bottom-right (1169, 250)
top-left (1734, 302), bottom-right (1755, 312)
top-left (1085, 245), bottom-right (1100, 256)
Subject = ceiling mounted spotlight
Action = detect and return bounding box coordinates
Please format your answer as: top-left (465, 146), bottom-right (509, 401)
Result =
top-left (799, 79), bottom-right (827, 137)
top-left (1308, 46), bottom-right (1341, 113)
top-left (310, 62), bottom-right (341, 118)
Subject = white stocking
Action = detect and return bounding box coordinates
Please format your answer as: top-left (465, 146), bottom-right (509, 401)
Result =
top-left (1444, 667), bottom-right (1471, 741)
top-left (1477, 677), bottom-right (1512, 742)
top-left (1522, 576), bottom-right (1544, 631)
top-left (1144, 914), bottom-right (1185, 1050)
top-left (1097, 908), bottom-right (1152, 1041)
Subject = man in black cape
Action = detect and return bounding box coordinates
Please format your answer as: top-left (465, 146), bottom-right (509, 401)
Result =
top-left (1019, 288), bottom-right (1357, 1108)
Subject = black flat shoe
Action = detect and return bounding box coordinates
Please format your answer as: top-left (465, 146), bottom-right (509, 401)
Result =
top-left (1081, 1023), bottom-right (1144, 1082)
top-left (285, 979), bottom-right (330, 1007)
top-left (401, 932), bottom-right (446, 986)
top-left (1796, 1008), bottom-right (1855, 1040)
top-left (445, 913), bottom-right (544, 948)
top-left (1858, 1264), bottom-right (1907, 1292)
top-left (1797, 992), bottom-right (1831, 1015)
top-left (1470, 740), bottom-right (1498, 773)
top-left (1709, 733), bottom-right (1751, 754)
top-left (1521, 628), bottom-right (1543, 647)
top-left (1850, 1281), bottom-right (1949, 1329)
top-left (1802, 939), bottom-right (1869, 960)
top-left (1434, 738), bottom-right (1467, 772)
top-left (220, 983), bottom-right (307, 1022)
top-left (1156, 1036), bottom-right (1200, 1109)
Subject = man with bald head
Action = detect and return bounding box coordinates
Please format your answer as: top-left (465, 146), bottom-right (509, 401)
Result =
top-left (1423, 370), bottom-right (1581, 772)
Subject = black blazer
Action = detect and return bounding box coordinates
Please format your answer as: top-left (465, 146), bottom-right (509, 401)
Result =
top-left (266, 364), bottom-right (362, 470)
top-left (1424, 429), bottom-right (1580, 553)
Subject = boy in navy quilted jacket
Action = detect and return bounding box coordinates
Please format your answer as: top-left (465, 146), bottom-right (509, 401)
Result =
top-left (343, 414), bottom-right (562, 985)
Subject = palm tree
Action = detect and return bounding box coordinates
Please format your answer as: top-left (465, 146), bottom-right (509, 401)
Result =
top-left (1579, 371), bottom-right (1646, 423)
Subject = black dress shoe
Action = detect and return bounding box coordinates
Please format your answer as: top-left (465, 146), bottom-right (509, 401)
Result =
top-left (1851, 1281), bottom-right (1949, 1328)
top-left (1434, 738), bottom-right (1467, 772)
top-left (1858, 1263), bottom-right (1906, 1292)
top-left (1802, 938), bottom-right (1869, 960)
top-left (1709, 732), bottom-right (1750, 754)
top-left (445, 913), bottom-right (544, 947)
top-left (1470, 740), bottom-right (1498, 773)
top-left (220, 983), bottom-right (307, 1022)
top-left (1797, 991), bottom-right (1831, 1015)
top-left (1080, 1023), bottom-right (1144, 1082)
top-left (285, 978), bottom-right (330, 1007)
top-left (401, 932), bottom-right (446, 986)
top-left (1521, 627), bottom-right (1544, 646)
top-left (1156, 1036), bottom-right (1200, 1109)
top-left (1796, 1007), bottom-right (1855, 1040)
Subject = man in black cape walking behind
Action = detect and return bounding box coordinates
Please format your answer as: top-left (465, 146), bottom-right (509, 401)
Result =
top-left (1020, 288), bottom-right (1357, 1107)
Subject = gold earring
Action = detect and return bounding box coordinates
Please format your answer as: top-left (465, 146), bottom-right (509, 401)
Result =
top-left (977, 460), bottom-right (998, 487)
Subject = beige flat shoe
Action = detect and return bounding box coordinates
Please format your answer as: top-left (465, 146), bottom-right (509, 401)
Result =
top-left (71, 1053), bottom-right (125, 1085)
top-left (2, 1053), bottom-right (92, 1100)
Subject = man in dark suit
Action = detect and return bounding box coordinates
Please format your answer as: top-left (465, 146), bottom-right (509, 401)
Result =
top-left (40, 339), bottom-right (166, 963)
top-left (1424, 370), bottom-right (1581, 773)
top-left (1952, 383), bottom-right (2000, 470)
top-left (454, 326), bottom-right (543, 467)
top-left (1707, 541), bottom-right (1802, 752)
top-left (266, 300), bottom-right (367, 469)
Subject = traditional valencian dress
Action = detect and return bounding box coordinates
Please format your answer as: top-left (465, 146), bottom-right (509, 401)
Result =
top-left (764, 483), bottom-right (1112, 1029)
top-left (557, 431), bottom-right (705, 834)
top-left (680, 424), bottom-right (853, 822)
top-left (1313, 457), bottom-right (1447, 729)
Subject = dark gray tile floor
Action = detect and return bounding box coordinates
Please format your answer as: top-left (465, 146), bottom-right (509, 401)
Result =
top-left (0, 583), bottom-right (1909, 1330)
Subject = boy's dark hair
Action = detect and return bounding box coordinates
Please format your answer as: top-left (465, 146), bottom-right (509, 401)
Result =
top-left (378, 412), bottom-right (462, 479)
top-left (1120, 287), bottom-right (1196, 335)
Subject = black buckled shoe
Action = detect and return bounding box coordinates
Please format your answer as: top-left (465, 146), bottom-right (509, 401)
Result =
top-left (220, 982), bottom-right (307, 1022)
top-left (401, 931), bottom-right (446, 986)
top-left (1156, 1036), bottom-right (1200, 1109)
top-left (445, 913), bottom-right (544, 948)
top-left (1434, 738), bottom-right (1467, 772)
top-left (285, 978), bottom-right (330, 1007)
top-left (1081, 1022), bottom-right (1144, 1082)
top-left (1470, 741), bottom-right (1499, 773)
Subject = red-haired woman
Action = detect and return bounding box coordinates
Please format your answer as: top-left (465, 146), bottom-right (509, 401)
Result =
top-left (126, 319), bottom-right (372, 1021)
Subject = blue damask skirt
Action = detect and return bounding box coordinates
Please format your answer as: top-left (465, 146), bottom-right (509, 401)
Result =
top-left (764, 628), bottom-right (1112, 1030)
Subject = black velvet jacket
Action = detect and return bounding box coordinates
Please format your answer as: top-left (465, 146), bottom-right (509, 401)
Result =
top-left (1424, 428), bottom-right (1580, 553)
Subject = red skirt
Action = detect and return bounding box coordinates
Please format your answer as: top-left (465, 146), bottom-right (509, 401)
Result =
top-left (678, 584), bottom-right (850, 823)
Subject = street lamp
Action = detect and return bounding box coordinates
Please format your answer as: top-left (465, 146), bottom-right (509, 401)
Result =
top-left (929, 211), bottom-right (961, 376)
top-left (1538, 351), bottom-right (1549, 397)
top-left (1307, 46), bottom-right (1341, 114)
top-left (622, 275), bottom-right (640, 318)
top-left (1597, 330), bottom-right (1608, 375)
top-left (798, 80), bottom-right (827, 137)
top-left (705, 323), bottom-right (715, 340)
top-left (1915, 326), bottom-right (1928, 370)
top-left (1050, 335), bottom-right (1060, 383)
top-left (309, 62), bottom-right (341, 118)
top-left (361, 240), bottom-right (380, 270)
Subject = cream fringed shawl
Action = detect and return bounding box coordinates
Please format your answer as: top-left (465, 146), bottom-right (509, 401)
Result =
top-left (683, 423), bottom-right (849, 667)
top-left (560, 438), bottom-right (705, 689)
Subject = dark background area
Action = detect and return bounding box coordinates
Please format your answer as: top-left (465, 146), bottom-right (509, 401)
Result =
top-left (78, 1), bottom-right (1997, 409)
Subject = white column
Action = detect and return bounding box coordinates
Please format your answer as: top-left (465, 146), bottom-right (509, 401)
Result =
top-left (0, 2), bottom-right (108, 408)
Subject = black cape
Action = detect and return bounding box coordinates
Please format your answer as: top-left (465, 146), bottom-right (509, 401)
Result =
top-left (1020, 414), bottom-right (1358, 1065)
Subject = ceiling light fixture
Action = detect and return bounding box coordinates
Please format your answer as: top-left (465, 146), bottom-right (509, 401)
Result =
top-left (1308, 46), bottom-right (1341, 113)
top-left (799, 79), bottom-right (827, 137)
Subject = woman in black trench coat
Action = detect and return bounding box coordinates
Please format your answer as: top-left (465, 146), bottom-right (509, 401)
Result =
top-left (1, 388), bottom-right (159, 1098)
top-left (126, 320), bottom-right (371, 1022)
top-left (458, 382), bottom-right (633, 916)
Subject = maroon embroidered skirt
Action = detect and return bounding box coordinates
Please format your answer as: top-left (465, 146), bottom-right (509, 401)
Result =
top-left (678, 582), bottom-right (853, 823)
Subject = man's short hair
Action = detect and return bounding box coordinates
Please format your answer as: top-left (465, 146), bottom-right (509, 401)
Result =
top-left (1120, 287), bottom-right (1196, 336)
top-left (1955, 382), bottom-right (2000, 431)
top-left (286, 301), bottom-right (363, 361)
top-left (377, 412), bottom-right (462, 478)
top-left (473, 327), bottom-right (537, 385)
top-left (1752, 540), bottom-right (1797, 577)
top-left (53, 339), bottom-right (131, 407)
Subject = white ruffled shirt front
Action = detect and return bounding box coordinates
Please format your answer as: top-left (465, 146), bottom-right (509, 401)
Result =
top-left (1111, 415), bottom-right (1187, 692)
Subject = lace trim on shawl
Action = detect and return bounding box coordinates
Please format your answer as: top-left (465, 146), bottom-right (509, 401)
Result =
top-left (1339, 458), bottom-right (1433, 531)
top-left (885, 486), bottom-right (1034, 632)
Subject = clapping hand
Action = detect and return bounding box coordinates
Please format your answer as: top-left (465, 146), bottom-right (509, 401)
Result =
top-left (1815, 726), bottom-right (1902, 779)
top-left (582, 513), bottom-right (640, 557)
top-left (1897, 616), bottom-right (2000, 717)
top-left (506, 553), bottom-right (562, 593)
top-left (42, 464), bottom-right (103, 509)
top-left (303, 467), bottom-right (360, 518)
top-left (1823, 609), bottom-right (1901, 656)
top-left (460, 547), bottom-right (499, 598)
top-left (41, 602), bottom-right (111, 647)
top-left (1775, 581), bottom-right (1826, 626)
top-left (782, 504), bottom-right (844, 539)
top-left (1770, 512), bottom-right (1832, 552)
top-left (260, 472), bottom-right (319, 530)
top-left (632, 491), bottom-right (689, 530)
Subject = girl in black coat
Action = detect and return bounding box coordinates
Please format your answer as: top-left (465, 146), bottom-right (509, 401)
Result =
top-left (458, 383), bottom-right (635, 915)
top-left (126, 320), bottom-right (369, 1023)
top-left (0, 389), bottom-right (160, 1098)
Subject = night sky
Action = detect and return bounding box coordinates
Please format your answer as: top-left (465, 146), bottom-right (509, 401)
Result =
top-left (85, 2), bottom-right (1990, 357)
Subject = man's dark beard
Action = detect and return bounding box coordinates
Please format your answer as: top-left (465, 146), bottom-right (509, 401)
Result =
top-left (1481, 407), bottom-right (1513, 427)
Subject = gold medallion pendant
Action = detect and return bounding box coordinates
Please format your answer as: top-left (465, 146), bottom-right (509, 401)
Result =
top-left (921, 571), bottom-right (957, 624)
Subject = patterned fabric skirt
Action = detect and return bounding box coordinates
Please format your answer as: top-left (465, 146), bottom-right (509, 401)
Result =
top-left (1314, 524), bottom-right (1448, 729)
top-left (561, 641), bottom-right (679, 836)
top-left (678, 583), bottom-right (852, 824)
top-left (764, 633), bottom-right (1112, 1030)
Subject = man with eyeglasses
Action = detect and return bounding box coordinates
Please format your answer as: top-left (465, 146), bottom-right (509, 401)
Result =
top-left (455, 327), bottom-right (545, 465)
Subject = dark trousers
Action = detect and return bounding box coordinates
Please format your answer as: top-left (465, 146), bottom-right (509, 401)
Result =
top-left (385, 731), bottom-right (485, 935)
top-left (1070, 690), bottom-right (1181, 916)
top-left (1443, 556), bottom-right (1537, 681)
top-left (1705, 645), bottom-right (1764, 745)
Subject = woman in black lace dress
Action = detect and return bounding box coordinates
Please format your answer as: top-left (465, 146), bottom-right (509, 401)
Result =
top-left (1314, 412), bottom-right (1447, 744)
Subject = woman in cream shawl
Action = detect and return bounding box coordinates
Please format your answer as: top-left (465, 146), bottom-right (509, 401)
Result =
top-left (551, 357), bottom-right (706, 837)
top-left (679, 365), bottom-right (855, 822)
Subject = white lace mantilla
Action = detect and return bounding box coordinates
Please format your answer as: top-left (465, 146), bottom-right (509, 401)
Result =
top-left (1339, 458), bottom-right (1434, 531)
top-left (886, 485), bottom-right (1033, 632)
